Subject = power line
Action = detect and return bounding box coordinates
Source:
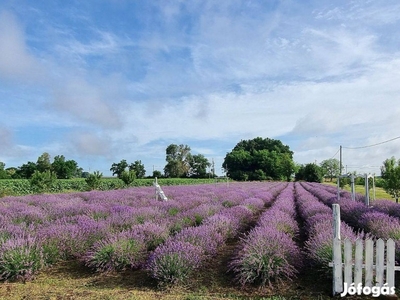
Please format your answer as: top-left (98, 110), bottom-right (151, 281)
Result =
top-left (330, 148), bottom-right (340, 159)
top-left (342, 135), bottom-right (400, 150)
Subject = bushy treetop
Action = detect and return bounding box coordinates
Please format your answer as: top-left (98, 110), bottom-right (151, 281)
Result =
top-left (223, 137), bottom-right (295, 181)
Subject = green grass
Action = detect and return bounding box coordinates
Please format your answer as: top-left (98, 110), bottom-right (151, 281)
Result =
top-left (324, 181), bottom-right (395, 201)
top-left (0, 258), bottom-right (336, 300)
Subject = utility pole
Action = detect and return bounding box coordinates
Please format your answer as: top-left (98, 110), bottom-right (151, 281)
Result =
top-left (339, 145), bottom-right (343, 175)
top-left (212, 158), bottom-right (215, 183)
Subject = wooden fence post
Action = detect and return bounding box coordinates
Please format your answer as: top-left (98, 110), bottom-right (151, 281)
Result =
top-left (332, 204), bottom-right (342, 295)
top-left (333, 204), bottom-right (341, 240)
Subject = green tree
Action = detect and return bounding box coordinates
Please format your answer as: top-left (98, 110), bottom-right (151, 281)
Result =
top-left (222, 137), bottom-right (295, 181)
top-left (36, 152), bottom-right (52, 173)
top-left (295, 163), bottom-right (324, 182)
top-left (51, 155), bottom-right (79, 179)
top-left (6, 167), bottom-right (17, 178)
top-left (17, 161), bottom-right (37, 179)
top-left (129, 160), bottom-right (146, 179)
top-left (223, 149), bottom-right (252, 181)
top-left (110, 159), bottom-right (128, 178)
top-left (30, 170), bottom-right (57, 193)
top-left (164, 144), bottom-right (191, 178)
top-left (188, 154), bottom-right (211, 178)
top-left (320, 158), bottom-right (340, 181)
top-left (278, 152), bottom-right (296, 181)
top-left (0, 162), bottom-right (10, 179)
top-left (152, 170), bottom-right (162, 178)
top-left (381, 156), bottom-right (400, 203)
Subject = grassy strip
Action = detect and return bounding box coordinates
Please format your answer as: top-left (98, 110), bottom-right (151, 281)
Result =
top-left (0, 178), bottom-right (223, 197)
top-left (324, 182), bottom-right (394, 201)
top-left (0, 259), bottom-right (335, 300)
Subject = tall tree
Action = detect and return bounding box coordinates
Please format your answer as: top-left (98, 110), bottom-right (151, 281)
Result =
top-left (129, 160), bottom-right (146, 178)
top-left (17, 161), bottom-right (37, 179)
top-left (51, 155), bottom-right (79, 179)
top-left (0, 162), bottom-right (10, 179)
top-left (223, 137), bottom-right (295, 181)
top-left (188, 154), bottom-right (211, 178)
top-left (110, 159), bottom-right (128, 178)
top-left (295, 163), bottom-right (324, 182)
top-left (320, 158), bottom-right (340, 181)
top-left (164, 144), bottom-right (191, 178)
top-left (36, 152), bottom-right (52, 173)
top-left (381, 156), bottom-right (400, 203)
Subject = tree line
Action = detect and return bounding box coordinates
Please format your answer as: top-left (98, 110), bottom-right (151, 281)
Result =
top-left (1, 137), bottom-right (399, 202)
top-left (0, 153), bottom-right (82, 180)
top-left (0, 143), bottom-right (215, 181)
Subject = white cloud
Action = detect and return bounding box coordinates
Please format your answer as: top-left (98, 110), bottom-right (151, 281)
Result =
top-left (315, 1), bottom-right (400, 25)
top-left (0, 10), bottom-right (44, 81)
top-left (51, 78), bottom-right (123, 129)
top-left (1, 1), bottom-right (400, 177)
top-left (0, 126), bottom-right (14, 153)
top-left (68, 131), bottom-right (113, 157)
top-left (0, 125), bottom-right (29, 160)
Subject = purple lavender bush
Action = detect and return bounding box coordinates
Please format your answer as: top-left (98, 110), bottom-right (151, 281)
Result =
top-left (83, 231), bottom-right (147, 272)
top-left (0, 234), bottom-right (44, 282)
top-left (359, 211), bottom-right (400, 240)
top-left (229, 183), bottom-right (302, 287)
top-left (202, 214), bottom-right (237, 239)
top-left (372, 199), bottom-right (400, 219)
top-left (146, 240), bottom-right (204, 284)
top-left (173, 225), bottom-right (224, 256)
top-left (304, 220), bottom-right (363, 273)
top-left (130, 222), bottom-right (170, 251)
top-left (229, 227), bottom-right (302, 286)
top-left (242, 197), bottom-right (265, 212)
top-left (257, 210), bottom-right (299, 238)
top-left (37, 215), bottom-right (108, 261)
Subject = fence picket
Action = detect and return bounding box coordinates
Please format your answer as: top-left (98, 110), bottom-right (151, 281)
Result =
top-left (365, 239), bottom-right (374, 287)
top-left (354, 239), bottom-right (363, 286)
top-left (344, 240), bottom-right (352, 285)
top-left (375, 239), bottom-right (384, 287)
top-left (387, 239), bottom-right (395, 288)
top-left (333, 237), bottom-right (343, 294)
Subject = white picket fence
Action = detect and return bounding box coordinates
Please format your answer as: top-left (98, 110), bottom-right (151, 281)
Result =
top-left (330, 204), bottom-right (400, 295)
top-left (331, 237), bottom-right (398, 295)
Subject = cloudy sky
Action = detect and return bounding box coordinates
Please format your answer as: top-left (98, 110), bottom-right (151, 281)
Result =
top-left (1, 0), bottom-right (400, 176)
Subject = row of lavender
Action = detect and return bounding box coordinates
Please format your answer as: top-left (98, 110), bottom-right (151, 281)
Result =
top-left (147, 183), bottom-right (286, 283)
top-left (301, 182), bottom-right (400, 260)
top-left (229, 183), bottom-right (303, 286)
top-left (227, 182), bottom-right (375, 285)
top-left (294, 183), bottom-right (367, 274)
top-left (0, 182), bottom-right (284, 281)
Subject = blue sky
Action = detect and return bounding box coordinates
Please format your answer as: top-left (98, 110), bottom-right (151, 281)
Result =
top-left (1, 0), bottom-right (400, 176)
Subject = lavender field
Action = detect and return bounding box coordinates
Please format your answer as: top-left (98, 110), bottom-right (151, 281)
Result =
top-left (0, 181), bottom-right (399, 299)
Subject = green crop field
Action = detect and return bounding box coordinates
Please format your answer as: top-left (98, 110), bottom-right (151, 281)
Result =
top-left (0, 178), bottom-right (223, 197)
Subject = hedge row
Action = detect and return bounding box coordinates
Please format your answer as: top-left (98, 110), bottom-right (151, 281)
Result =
top-left (0, 178), bottom-right (221, 197)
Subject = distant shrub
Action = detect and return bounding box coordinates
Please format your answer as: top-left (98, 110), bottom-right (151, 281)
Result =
top-left (120, 170), bottom-right (136, 186)
top-left (85, 171), bottom-right (103, 190)
top-left (30, 170), bottom-right (57, 193)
